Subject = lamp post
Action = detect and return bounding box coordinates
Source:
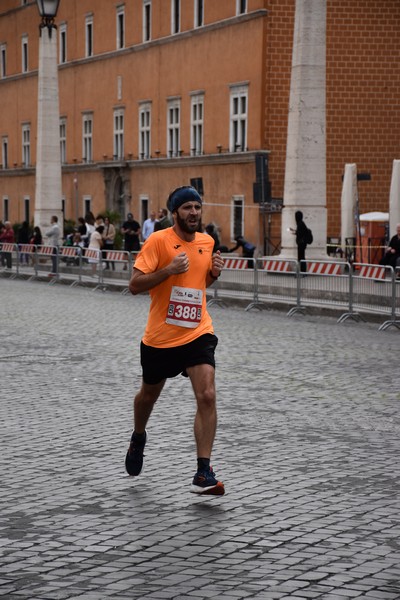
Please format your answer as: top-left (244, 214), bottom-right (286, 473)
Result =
top-left (34, 0), bottom-right (63, 238)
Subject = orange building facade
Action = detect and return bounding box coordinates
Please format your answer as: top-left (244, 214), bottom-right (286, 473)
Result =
top-left (0, 0), bottom-right (399, 251)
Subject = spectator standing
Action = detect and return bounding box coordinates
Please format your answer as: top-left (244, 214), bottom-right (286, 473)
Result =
top-left (142, 211), bottom-right (157, 241)
top-left (102, 216), bottom-right (116, 270)
top-left (125, 185), bottom-right (225, 496)
top-left (290, 210), bottom-right (309, 273)
top-left (17, 221), bottom-right (31, 264)
top-left (77, 217), bottom-right (89, 246)
top-left (121, 213), bottom-right (141, 270)
top-left (85, 212), bottom-right (96, 246)
top-left (380, 223), bottom-right (400, 275)
top-left (95, 214), bottom-right (105, 228)
top-left (88, 225), bottom-right (104, 276)
top-left (154, 208), bottom-right (172, 231)
top-left (205, 223), bottom-right (221, 252)
top-left (45, 215), bottom-right (61, 276)
top-left (0, 221), bottom-right (15, 269)
top-left (30, 226), bottom-right (43, 247)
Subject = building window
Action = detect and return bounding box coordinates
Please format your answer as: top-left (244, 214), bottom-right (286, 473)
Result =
top-left (190, 94), bottom-right (204, 156)
top-left (231, 196), bottom-right (244, 240)
top-left (116, 5), bottom-right (125, 49)
top-left (83, 196), bottom-right (91, 216)
top-left (60, 118), bottom-right (67, 164)
top-left (230, 84), bottom-right (248, 152)
top-left (3, 197), bottom-right (9, 221)
top-left (171, 0), bottom-right (180, 34)
top-left (143, 0), bottom-right (151, 42)
top-left (82, 114), bottom-right (93, 162)
top-left (59, 23), bottom-right (67, 63)
top-left (1, 44), bottom-right (6, 78)
top-left (22, 35), bottom-right (28, 73)
top-left (86, 15), bottom-right (93, 57)
top-left (167, 98), bottom-right (180, 158)
top-left (194, 0), bottom-right (204, 27)
top-left (2, 137), bottom-right (8, 168)
top-left (236, 0), bottom-right (247, 14)
top-left (24, 196), bottom-right (30, 223)
top-left (140, 195), bottom-right (149, 225)
top-left (22, 124), bottom-right (30, 167)
top-left (114, 109), bottom-right (124, 160)
top-left (139, 103), bottom-right (151, 159)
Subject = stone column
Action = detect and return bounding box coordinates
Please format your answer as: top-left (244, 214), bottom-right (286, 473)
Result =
top-left (34, 25), bottom-right (63, 238)
top-left (280, 0), bottom-right (327, 259)
top-left (389, 159), bottom-right (400, 236)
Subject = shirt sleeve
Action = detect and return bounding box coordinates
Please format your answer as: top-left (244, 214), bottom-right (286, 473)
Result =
top-left (134, 235), bottom-right (161, 274)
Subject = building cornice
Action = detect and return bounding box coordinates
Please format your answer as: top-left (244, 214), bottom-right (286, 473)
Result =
top-left (0, 9), bottom-right (268, 84)
top-left (0, 150), bottom-right (270, 178)
top-left (58, 9), bottom-right (268, 72)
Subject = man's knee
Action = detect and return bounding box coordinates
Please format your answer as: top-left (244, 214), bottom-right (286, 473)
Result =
top-left (196, 386), bottom-right (216, 410)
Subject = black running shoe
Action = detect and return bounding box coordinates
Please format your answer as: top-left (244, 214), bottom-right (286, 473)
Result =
top-left (190, 467), bottom-right (225, 495)
top-left (125, 430), bottom-right (147, 476)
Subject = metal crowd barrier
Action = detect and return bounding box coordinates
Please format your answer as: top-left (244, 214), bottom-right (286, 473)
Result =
top-left (207, 256), bottom-right (256, 310)
top-left (255, 258), bottom-right (299, 313)
top-left (102, 250), bottom-right (135, 294)
top-left (0, 243), bottom-right (135, 291)
top-left (338, 263), bottom-right (400, 330)
top-left (295, 259), bottom-right (350, 316)
top-left (1, 243), bottom-right (399, 331)
top-left (0, 242), bottom-right (18, 277)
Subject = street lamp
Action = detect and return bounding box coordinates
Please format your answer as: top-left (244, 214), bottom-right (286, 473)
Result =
top-left (34, 0), bottom-right (63, 239)
top-left (36, 0), bottom-right (61, 35)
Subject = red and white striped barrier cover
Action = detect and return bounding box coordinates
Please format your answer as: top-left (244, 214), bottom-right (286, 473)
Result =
top-left (36, 246), bottom-right (54, 255)
top-left (18, 244), bottom-right (35, 253)
top-left (60, 246), bottom-right (78, 257)
top-left (1, 243), bottom-right (15, 252)
top-left (106, 251), bottom-right (126, 261)
top-left (261, 259), bottom-right (291, 272)
top-left (359, 265), bottom-right (386, 279)
top-left (223, 258), bottom-right (249, 269)
top-left (307, 262), bottom-right (342, 275)
top-left (84, 249), bottom-right (100, 260)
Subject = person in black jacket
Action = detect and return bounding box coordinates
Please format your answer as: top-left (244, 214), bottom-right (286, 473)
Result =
top-left (229, 235), bottom-right (256, 268)
top-left (290, 210), bottom-right (308, 272)
top-left (380, 223), bottom-right (400, 273)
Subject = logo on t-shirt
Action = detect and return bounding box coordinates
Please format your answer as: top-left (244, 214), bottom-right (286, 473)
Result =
top-left (174, 244), bottom-right (182, 249)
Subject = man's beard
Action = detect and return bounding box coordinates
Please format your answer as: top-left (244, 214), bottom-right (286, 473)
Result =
top-left (175, 212), bottom-right (202, 234)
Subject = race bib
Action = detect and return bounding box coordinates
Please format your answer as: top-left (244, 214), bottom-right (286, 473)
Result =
top-left (166, 286), bottom-right (203, 328)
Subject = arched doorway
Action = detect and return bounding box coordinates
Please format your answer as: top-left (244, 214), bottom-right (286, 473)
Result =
top-left (102, 166), bottom-right (132, 223)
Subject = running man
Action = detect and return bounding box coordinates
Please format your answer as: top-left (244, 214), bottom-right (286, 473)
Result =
top-left (125, 186), bottom-right (225, 495)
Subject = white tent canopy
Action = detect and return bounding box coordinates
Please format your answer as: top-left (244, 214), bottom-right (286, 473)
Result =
top-left (359, 212), bottom-right (388, 221)
top-left (340, 163), bottom-right (357, 249)
top-left (389, 159), bottom-right (400, 235)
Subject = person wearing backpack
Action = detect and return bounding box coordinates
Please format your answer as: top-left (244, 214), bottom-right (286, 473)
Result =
top-left (228, 235), bottom-right (256, 268)
top-left (290, 210), bottom-right (312, 273)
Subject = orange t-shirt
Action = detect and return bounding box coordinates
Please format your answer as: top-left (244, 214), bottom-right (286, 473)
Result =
top-left (134, 228), bottom-right (215, 348)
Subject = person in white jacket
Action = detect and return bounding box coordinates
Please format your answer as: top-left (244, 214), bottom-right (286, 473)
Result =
top-left (45, 215), bottom-right (60, 275)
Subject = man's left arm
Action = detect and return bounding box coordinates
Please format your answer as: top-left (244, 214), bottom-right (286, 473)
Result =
top-left (206, 250), bottom-right (224, 287)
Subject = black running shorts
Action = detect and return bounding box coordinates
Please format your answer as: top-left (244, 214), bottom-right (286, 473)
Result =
top-left (140, 333), bottom-right (218, 385)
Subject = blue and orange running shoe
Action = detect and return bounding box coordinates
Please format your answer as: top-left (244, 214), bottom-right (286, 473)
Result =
top-left (190, 467), bottom-right (225, 496)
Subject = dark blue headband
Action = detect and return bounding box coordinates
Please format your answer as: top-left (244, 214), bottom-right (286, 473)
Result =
top-left (167, 186), bottom-right (202, 212)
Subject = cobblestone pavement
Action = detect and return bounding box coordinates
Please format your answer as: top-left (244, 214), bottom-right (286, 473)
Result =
top-left (1, 279), bottom-right (400, 600)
